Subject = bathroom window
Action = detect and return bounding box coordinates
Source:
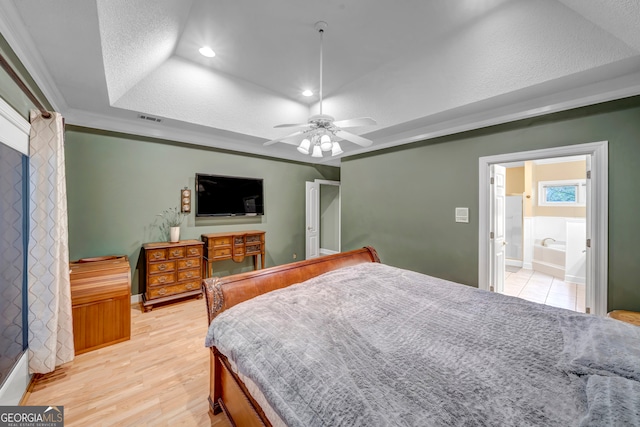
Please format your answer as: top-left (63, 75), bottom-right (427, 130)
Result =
top-left (538, 179), bottom-right (586, 206)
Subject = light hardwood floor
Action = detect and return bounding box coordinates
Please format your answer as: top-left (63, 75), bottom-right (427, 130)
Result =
top-left (23, 298), bottom-right (231, 427)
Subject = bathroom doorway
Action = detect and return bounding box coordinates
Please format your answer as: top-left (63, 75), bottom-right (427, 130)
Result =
top-left (479, 141), bottom-right (608, 316)
top-left (501, 157), bottom-right (587, 312)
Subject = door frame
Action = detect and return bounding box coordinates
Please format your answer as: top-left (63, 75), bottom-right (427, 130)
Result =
top-left (0, 96), bottom-right (31, 405)
top-left (478, 141), bottom-right (608, 315)
top-left (305, 179), bottom-right (341, 259)
top-left (489, 165), bottom-right (507, 294)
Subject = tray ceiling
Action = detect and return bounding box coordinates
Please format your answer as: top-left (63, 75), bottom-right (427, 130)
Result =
top-left (1, 0), bottom-right (639, 165)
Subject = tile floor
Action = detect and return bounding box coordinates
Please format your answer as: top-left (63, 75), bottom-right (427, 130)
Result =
top-left (504, 267), bottom-right (586, 313)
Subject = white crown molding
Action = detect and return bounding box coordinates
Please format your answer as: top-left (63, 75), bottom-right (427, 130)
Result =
top-left (64, 107), bottom-right (341, 166)
top-left (341, 69), bottom-right (640, 160)
top-left (0, 96), bottom-right (29, 155)
top-left (0, 2), bottom-right (68, 114)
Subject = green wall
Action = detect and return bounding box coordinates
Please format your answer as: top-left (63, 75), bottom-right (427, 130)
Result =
top-left (341, 96), bottom-right (640, 312)
top-left (65, 127), bottom-right (339, 294)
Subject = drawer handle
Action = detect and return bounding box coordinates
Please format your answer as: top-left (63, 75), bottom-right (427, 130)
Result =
top-left (189, 249), bottom-right (198, 255)
top-left (158, 288), bottom-right (167, 295)
top-left (186, 261), bottom-right (193, 267)
top-left (172, 250), bottom-right (181, 256)
top-left (185, 272), bottom-right (193, 278)
top-left (158, 264), bottom-right (167, 271)
top-left (153, 252), bottom-right (161, 259)
top-left (158, 277), bottom-right (166, 283)
top-left (186, 283), bottom-right (193, 290)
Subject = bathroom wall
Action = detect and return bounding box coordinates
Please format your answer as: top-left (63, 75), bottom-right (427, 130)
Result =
top-left (529, 160), bottom-right (586, 218)
top-left (506, 167), bottom-right (524, 195)
top-left (513, 159), bottom-right (586, 274)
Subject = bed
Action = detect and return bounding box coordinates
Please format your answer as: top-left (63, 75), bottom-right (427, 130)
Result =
top-left (202, 247), bottom-right (640, 426)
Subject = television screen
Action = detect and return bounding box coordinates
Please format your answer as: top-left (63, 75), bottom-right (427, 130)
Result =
top-left (196, 174), bottom-right (264, 217)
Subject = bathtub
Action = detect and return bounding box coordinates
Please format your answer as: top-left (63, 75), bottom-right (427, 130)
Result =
top-left (532, 241), bottom-right (566, 279)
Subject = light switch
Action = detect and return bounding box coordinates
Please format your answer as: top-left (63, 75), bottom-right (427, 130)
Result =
top-left (455, 207), bottom-right (469, 223)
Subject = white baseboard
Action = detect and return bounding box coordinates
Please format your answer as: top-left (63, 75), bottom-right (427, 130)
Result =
top-left (565, 275), bottom-right (585, 285)
top-left (0, 351), bottom-right (31, 405)
top-left (523, 262), bottom-right (533, 270)
top-left (506, 259), bottom-right (523, 268)
top-left (131, 294), bottom-right (142, 304)
top-left (319, 248), bottom-right (339, 256)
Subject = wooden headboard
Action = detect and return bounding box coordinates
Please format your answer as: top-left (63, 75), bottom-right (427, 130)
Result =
top-left (202, 247), bottom-right (380, 325)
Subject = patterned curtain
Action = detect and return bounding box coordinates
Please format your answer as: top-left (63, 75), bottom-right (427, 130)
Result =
top-left (27, 110), bottom-right (74, 373)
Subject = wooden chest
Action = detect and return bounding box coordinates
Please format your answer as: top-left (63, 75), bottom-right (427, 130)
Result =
top-left (141, 240), bottom-right (204, 311)
top-left (69, 256), bottom-right (131, 355)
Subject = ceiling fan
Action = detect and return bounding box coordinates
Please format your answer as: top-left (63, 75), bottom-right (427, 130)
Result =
top-left (264, 21), bottom-right (376, 157)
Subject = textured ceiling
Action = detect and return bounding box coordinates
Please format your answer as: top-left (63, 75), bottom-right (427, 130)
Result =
top-left (1, 0), bottom-right (639, 165)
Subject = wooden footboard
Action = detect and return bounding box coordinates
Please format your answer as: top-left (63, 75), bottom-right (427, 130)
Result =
top-left (202, 247), bottom-right (381, 425)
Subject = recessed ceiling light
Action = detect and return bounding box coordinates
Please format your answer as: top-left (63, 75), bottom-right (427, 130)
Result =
top-left (302, 90), bottom-right (313, 97)
top-left (199, 46), bottom-right (216, 58)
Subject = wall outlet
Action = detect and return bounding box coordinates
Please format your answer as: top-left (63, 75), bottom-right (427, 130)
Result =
top-left (292, 253), bottom-right (297, 259)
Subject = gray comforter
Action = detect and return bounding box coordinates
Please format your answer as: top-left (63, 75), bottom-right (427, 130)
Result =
top-left (205, 263), bottom-right (640, 426)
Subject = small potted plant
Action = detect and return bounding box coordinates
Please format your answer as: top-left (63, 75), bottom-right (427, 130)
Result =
top-left (158, 207), bottom-right (186, 242)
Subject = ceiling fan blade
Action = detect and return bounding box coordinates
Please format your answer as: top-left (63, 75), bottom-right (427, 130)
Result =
top-left (274, 123), bottom-right (312, 129)
top-left (263, 131), bottom-right (304, 146)
top-left (332, 117), bottom-right (377, 128)
top-left (335, 130), bottom-right (372, 147)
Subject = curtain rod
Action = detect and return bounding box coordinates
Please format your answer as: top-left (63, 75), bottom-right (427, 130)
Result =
top-left (0, 52), bottom-right (51, 119)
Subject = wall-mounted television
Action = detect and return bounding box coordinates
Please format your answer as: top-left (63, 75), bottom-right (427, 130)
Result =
top-left (195, 173), bottom-right (264, 217)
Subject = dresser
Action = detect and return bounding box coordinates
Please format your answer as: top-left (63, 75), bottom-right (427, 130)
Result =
top-left (141, 240), bottom-right (204, 312)
top-left (201, 230), bottom-right (265, 277)
top-left (69, 255), bottom-right (131, 354)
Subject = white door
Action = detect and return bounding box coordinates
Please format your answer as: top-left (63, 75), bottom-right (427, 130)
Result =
top-left (585, 155), bottom-right (593, 314)
top-left (490, 165), bottom-right (506, 293)
top-left (305, 181), bottom-right (320, 259)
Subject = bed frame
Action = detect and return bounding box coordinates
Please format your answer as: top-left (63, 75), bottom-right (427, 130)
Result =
top-left (202, 247), bottom-right (381, 426)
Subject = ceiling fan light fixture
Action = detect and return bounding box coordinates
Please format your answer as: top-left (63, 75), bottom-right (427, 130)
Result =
top-left (263, 21), bottom-right (376, 157)
top-left (198, 46), bottom-right (216, 58)
top-left (297, 138), bottom-right (311, 154)
top-left (320, 134), bottom-right (332, 151)
top-left (331, 141), bottom-right (343, 156)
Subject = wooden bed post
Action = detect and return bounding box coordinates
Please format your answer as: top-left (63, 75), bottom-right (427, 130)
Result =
top-left (209, 348), bottom-right (222, 414)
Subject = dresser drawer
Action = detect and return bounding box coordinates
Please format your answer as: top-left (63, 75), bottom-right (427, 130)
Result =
top-left (213, 248), bottom-right (232, 258)
top-left (246, 244), bottom-right (261, 254)
top-left (147, 281), bottom-right (200, 299)
top-left (213, 237), bottom-right (231, 246)
top-left (177, 268), bottom-right (200, 281)
top-left (147, 272), bottom-right (176, 286)
top-left (186, 245), bottom-right (203, 258)
top-left (246, 235), bottom-right (261, 243)
top-left (147, 249), bottom-right (167, 262)
top-left (234, 247), bottom-right (245, 256)
top-left (178, 257), bottom-right (201, 270)
top-left (167, 247), bottom-right (186, 259)
top-left (148, 261), bottom-right (176, 274)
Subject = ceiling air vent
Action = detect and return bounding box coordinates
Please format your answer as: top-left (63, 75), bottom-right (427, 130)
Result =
top-left (138, 114), bottom-right (162, 123)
